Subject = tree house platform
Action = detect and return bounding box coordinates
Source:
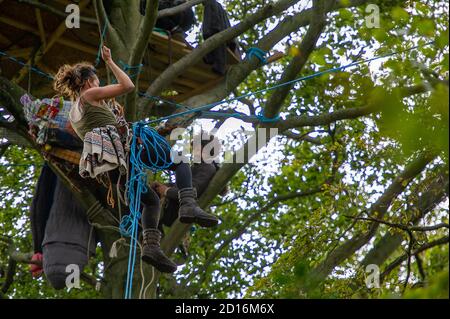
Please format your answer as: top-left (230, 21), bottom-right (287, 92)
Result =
top-left (0, 0), bottom-right (283, 104)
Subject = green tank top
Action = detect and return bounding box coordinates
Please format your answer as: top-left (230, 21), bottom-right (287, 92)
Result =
top-left (71, 100), bottom-right (118, 140)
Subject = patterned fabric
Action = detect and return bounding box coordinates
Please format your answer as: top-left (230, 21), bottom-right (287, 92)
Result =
top-left (21, 94), bottom-right (131, 180)
top-left (20, 94), bottom-right (78, 145)
top-left (79, 124), bottom-right (128, 179)
top-left (52, 100), bottom-right (75, 134)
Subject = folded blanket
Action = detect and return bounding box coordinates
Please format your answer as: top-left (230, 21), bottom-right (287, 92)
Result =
top-left (79, 125), bottom-right (128, 179)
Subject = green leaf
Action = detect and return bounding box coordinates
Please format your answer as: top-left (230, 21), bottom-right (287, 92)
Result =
top-left (391, 7), bottom-right (409, 22)
top-left (417, 19), bottom-right (436, 37)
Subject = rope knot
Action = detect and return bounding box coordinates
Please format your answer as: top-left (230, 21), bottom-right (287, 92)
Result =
top-left (256, 110), bottom-right (280, 123)
top-left (246, 47), bottom-right (267, 64)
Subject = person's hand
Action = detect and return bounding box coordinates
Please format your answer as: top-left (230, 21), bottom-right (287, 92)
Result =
top-left (29, 253), bottom-right (43, 278)
top-left (151, 182), bottom-right (169, 197)
top-left (157, 184), bottom-right (169, 197)
top-left (101, 45), bottom-right (112, 64)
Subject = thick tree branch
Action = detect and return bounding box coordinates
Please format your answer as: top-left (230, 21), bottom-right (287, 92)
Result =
top-left (158, 0), bottom-right (205, 18)
top-left (0, 142), bottom-right (10, 157)
top-left (0, 76), bottom-right (28, 127)
top-left (139, 0), bottom-right (302, 106)
top-left (8, 250), bottom-right (99, 288)
top-left (0, 257), bottom-right (16, 297)
top-left (276, 82), bottom-right (436, 132)
top-left (138, 0), bottom-right (373, 117)
top-left (0, 127), bottom-right (32, 147)
top-left (125, 0), bottom-right (159, 121)
top-left (93, 0), bottom-right (124, 52)
top-left (263, 0), bottom-right (332, 119)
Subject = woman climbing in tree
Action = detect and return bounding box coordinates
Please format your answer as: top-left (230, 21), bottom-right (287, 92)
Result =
top-left (52, 45), bottom-right (219, 274)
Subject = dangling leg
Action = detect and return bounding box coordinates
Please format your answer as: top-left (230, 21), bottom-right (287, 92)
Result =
top-left (140, 137), bottom-right (218, 228)
top-left (140, 188), bottom-right (177, 273)
top-left (171, 162), bottom-right (219, 228)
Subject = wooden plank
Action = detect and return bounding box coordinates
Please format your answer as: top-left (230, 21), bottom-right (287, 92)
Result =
top-left (50, 0), bottom-right (72, 5)
top-left (151, 32), bottom-right (241, 67)
top-left (149, 41), bottom-right (222, 78)
top-left (151, 31), bottom-right (191, 51)
top-left (149, 34), bottom-right (193, 59)
top-left (35, 62), bottom-right (55, 76)
top-left (0, 31), bottom-right (11, 45)
top-left (12, 0), bottom-right (91, 84)
top-left (5, 47), bottom-right (33, 58)
top-left (138, 80), bottom-right (191, 94)
top-left (57, 37), bottom-right (97, 55)
top-left (149, 48), bottom-right (218, 81)
top-left (139, 64), bottom-right (199, 90)
top-left (0, 16), bottom-right (36, 33)
top-left (0, 15), bottom-right (97, 56)
top-left (35, 8), bottom-right (47, 48)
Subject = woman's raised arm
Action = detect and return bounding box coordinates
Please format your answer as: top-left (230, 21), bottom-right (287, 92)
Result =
top-left (83, 45), bottom-right (135, 102)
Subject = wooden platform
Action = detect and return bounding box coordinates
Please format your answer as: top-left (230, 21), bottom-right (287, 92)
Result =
top-left (0, 0), bottom-right (285, 103)
top-left (0, 0), bottom-right (263, 103)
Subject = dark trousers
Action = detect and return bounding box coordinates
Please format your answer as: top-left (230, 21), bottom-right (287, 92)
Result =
top-left (109, 144), bottom-right (192, 229)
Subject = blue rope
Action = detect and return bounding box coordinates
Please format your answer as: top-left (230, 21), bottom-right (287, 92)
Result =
top-left (1, 41), bottom-right (434, 127)
top-left (117, 60), bottom-right (144, 79)
top-left (0, 51), bottom-right (54, 80)
top-left (256, 111), bottom-right (280, 123)
top-left (94, 23), bottom-right (108, 67)
top-left (201, 110), bottom-right (280, 123)
top-left (246, 47), bottom-right (267, 64)
top-left (140, 41), bottom-right (435, 125)
top-left (121, 122), bottom-right (173, 299)
top-left (1, 40), bottom-right (435, 298)
top-left (118, 60), bottom-right (144, 70)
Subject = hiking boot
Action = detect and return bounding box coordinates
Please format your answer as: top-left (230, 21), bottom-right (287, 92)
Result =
top-left (141, 228), bottom-right (177, 273)
top-left (178, 188), bottom-right (219, 228)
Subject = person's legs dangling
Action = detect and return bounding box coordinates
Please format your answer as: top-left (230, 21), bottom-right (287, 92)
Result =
top-left (169, 162), bottom-right (218, 227)
top-left (140, 133), bottom-right (219, 228)
top-left (140, 187), bottom-right (177, 273)
top-left (140, 188), bottom-right (160, 229)
top-left (173, 162), bottom-right (192, 189)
